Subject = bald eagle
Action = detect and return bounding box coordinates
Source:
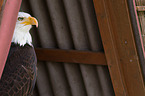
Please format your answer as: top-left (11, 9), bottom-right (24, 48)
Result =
top-left (0, 12), bottom-right (38, 96)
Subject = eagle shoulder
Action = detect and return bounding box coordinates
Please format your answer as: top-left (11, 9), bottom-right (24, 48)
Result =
top-left (0, 43), bottom-right (37, 96)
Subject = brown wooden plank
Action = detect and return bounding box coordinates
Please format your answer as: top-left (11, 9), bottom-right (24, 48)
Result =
top-left (93, 0), bottom-right (145, 96)
top-left (35, 48), bottom-right (107, 65)
top-left (93, 0), bottom-right (127, 95)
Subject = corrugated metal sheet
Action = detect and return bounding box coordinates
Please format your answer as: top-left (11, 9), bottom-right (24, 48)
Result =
top-left (20, 0), bottom-right (115, 96)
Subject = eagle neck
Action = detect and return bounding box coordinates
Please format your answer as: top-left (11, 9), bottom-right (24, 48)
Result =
top-left (12, 24), bottom-right (32, 46)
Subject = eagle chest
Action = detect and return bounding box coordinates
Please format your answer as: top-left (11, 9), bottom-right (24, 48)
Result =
top-left (0, 44), bottom-right (37, 96)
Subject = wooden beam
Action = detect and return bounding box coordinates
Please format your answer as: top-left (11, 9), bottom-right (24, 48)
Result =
top-left (35, 48), bottom-right (107, 65)
top-left (93, 0), bottom-right (145, 96)
top-left (0, 0), bottom-right (22, 78)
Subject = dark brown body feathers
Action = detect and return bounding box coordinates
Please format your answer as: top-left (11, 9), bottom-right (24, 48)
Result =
top-left (0, 43), bottom-right (37, 96)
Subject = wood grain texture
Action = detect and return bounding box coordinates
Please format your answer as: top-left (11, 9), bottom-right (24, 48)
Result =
top-left (35, 48), bottom-right (107, 65)
top-left (93, 0), bottom-right (145, 96)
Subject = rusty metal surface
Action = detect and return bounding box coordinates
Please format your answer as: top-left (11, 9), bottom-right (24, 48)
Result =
top-left (21, 0), bottom-right (114, 96)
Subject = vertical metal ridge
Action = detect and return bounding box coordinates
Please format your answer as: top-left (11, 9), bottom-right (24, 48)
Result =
top-left (45, 0), bottom-right (74, 49)
top-left (80, 64), bottom-right (104, 96)
top-left (63, 0), bottom-right (90, 50)
top-left (64, 63), bottom-right (87, 96)
top-left (96, 66), bottom-right (115, 96)
top-left (80, 0), bottom-right (103, 51)
top-left (46, 62), bottom-right (72, 96)
top-left (29, 0), bottom-right (57, 48)
top-left (36, 62), bottom-right (54, 96)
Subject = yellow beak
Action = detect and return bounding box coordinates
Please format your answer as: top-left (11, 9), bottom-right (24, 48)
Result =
top-left (20, 17), bottom-right (38, 27)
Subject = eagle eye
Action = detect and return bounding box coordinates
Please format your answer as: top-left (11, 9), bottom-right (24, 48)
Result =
top-left (18, 17), bottom-right (24, 21)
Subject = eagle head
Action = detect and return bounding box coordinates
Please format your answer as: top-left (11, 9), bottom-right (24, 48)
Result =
top-left (12, 12), bottom-right (38, 46)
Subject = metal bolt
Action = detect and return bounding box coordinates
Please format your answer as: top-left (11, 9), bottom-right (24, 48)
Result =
top-left (130, 59), bottom-right (133, 62)
top-left (125, 41), bottom-right (127, 44)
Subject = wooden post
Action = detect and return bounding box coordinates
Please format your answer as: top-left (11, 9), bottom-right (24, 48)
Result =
top-left (93, 0), bottom-right (145, 96)
top-left (0, 0), bottom-right (22, 78)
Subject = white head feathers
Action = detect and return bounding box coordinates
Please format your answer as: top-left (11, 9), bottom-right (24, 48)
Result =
top-left (12, 12), bottom-right (38, 46)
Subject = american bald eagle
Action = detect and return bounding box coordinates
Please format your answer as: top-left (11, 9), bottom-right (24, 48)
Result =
top-left (0, 12), bottom-right (38, 96)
